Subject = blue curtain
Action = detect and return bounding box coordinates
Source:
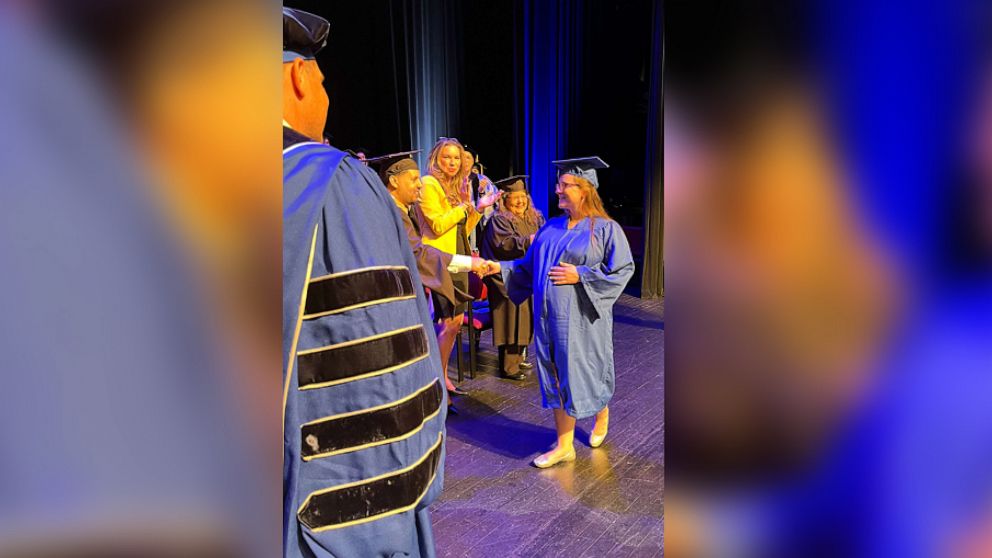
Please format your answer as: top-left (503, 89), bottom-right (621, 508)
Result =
top-left (400, 0), bottom-right (464, 169)
top-left (516, 0), bottom-right (584, 216)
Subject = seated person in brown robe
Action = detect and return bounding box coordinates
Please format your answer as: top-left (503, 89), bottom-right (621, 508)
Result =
top-left (481, 176), bottom-right (546, 380)
top-left (369, 151), bottom-right (497, 396)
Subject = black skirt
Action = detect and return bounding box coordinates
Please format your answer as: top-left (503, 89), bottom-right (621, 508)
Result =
top-left (433, 219), bottom-right (471, 319)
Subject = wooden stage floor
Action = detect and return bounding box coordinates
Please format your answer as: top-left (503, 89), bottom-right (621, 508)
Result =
top-left (432, 294), bottom-right (664, 557)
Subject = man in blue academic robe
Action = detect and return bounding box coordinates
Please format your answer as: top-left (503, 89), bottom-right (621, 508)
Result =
top-left (282, 8), bottom-right (446, 557)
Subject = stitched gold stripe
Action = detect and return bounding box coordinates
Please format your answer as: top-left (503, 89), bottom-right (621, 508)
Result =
top-left (298, 353), bottom-right (429, 391)
top-left (302, 378), bottom-right (440, 424)
top-left (309, 265), bottom-right (409, 283)
top-left (297, 324), bottom-right (423, 355)
top-left (297, 432), bottom-right (444, 533)
top-left (302, 408), bottom-right (442, 462)
top-left (302, 294), bottom-right (416, 320)
top-left (300, 379), bottom-right (442, 461)
top-left (283, 224), bottom-right (320, 431)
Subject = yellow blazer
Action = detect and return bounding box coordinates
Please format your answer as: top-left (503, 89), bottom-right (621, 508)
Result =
top-left (418, 175), bottom-right (481, 254)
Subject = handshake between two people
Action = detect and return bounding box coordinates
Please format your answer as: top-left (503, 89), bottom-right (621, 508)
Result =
top-left (470, 256), bottom-right (501, 278)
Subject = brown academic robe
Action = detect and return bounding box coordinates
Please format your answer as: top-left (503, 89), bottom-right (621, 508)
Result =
top-left (394, 198), bottom-right (470, 307)
top-left (481, 211), bottom-right (545, 347)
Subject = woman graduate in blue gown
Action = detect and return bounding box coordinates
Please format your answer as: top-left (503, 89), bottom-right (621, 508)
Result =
top-left (495, 157), bottom-right (635, 468)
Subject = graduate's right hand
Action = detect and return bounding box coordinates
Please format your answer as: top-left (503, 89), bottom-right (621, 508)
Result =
top-left (549, 262), bottom-right (579, 285)
top-left (470, 256), bottom-right (489, 277)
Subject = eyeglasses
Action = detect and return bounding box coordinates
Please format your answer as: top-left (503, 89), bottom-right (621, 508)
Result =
top-left (554, 181), bottom-right (579, 194)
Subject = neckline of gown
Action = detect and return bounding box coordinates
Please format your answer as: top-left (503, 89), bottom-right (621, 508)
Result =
top-left (565, 216), bottom-right (589, 230)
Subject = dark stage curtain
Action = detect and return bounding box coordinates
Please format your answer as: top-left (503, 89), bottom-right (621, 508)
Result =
top-left (642, 0), bottom-right (663, 298)
top-left (396, 0), bottom-right (464, 169)
top-left (514, 0), bottom-right (660, 298)
top-left (513, 0), bottom-right (584, 218)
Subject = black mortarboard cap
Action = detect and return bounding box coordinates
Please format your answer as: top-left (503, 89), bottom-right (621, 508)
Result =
top-left (494, 175), bottom-right (529, 193)
top-left (283, 7), bottom-right (329, 63)
top-left (551, 156), bottom-right (609, 189)
top-left (366, 150), bottom-right (422, 183)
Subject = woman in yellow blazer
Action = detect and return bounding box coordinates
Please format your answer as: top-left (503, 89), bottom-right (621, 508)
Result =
top-left (416, 138), bottom-right (501, 394)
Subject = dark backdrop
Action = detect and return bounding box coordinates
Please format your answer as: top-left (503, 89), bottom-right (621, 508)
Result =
top-left (286, 0), bottom-right (660, 295)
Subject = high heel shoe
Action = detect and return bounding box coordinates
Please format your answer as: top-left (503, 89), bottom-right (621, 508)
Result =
top-left (589, 425), bottom-right (608, 448)
top-left (532, 447), bottom-right (576, 469)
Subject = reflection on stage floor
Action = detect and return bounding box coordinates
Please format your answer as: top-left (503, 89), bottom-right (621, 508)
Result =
top-left (433, 294), bottom-right (664, 557)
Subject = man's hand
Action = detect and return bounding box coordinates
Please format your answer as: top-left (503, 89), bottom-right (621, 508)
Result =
top-left (470, 256), bottom-right (488, 277)
top-left (549, 262), bottom-right (579, 285)
top-left (471, 258), bottom-right (501, 277)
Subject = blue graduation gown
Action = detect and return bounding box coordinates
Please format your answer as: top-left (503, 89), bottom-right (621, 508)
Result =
top-left (501, 216), bottom-right (635, 419)
top-left (283, 129), bottom-right (446, 558)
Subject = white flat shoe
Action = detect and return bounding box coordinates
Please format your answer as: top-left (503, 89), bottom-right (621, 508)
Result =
top-left (589, 426), bottom-right (608, 448)
top-left (533, 447), bottom-right (576, 468)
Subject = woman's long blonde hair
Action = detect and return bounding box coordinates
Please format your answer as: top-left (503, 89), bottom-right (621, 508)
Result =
top-left (568, 175), bottom-right (613, 242)
top-left (426, 138), bottom-right (471, 205)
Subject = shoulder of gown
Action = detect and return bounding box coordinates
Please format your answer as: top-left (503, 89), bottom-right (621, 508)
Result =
top-left (488, 212), bottom-right (515, 229)
top-left (593, 216), bottom-right (621, 231)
